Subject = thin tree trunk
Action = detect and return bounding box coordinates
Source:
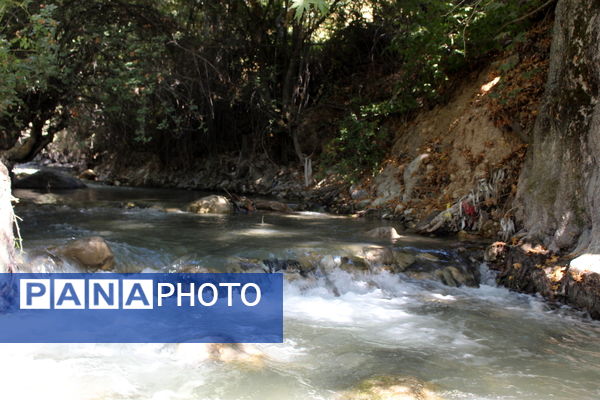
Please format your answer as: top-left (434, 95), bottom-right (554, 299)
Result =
top-left (0, 161), bottom-right (15, 273)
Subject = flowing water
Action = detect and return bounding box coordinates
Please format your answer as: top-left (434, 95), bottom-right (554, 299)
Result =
top-left (3, 183), bottom-right (600, 400)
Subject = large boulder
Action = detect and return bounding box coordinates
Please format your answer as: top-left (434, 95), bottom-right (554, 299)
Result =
top-left (14, 169), bottom-right (86, 190)
top-left (0, 161), bottom-right (15, 272)
top-left (188, 195), bottom-right (233, 214)
top-left (55, 236), bottom-right (115, 271)
top-left (338, 375), bottom-right (444, 400)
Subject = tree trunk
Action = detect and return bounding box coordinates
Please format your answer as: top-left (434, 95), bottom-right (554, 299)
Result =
top-left (0, 116), bottom-right (63, 171)
top-left (516, 0), bottom-right (600, 254)
top-left (0, 161), bottom-right (15, 272)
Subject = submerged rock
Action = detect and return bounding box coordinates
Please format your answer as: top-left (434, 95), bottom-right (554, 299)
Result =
top-left (224, 257), bottom-right (266, 273)
top-left (17, 192), bottom-right (62, 205)
top-left (55, 236), bottom-right (115, 271)
top-left (296, 254), bottom-right (320, 275)
top-left (254, 199), bottom-right (291, 213)
top-left (363, 246), bottom-right (395, 267)
top-left (13, 169), bottom-right (86, 190)
top-left (263, 258), bottom-right (302, 273)
top-left (338, 375), bottom-right (444, 400)
top-left (227, 257), bottom-right (317, 276)
top-left (387, 251), bottom-right (417, 273)
top-left (225, 245), bottom-right (478, 289)
top-left (416, 253), bottom-right (440, 262)
top-left (366, 227), bottom-right (402, 240)
top-left (434, 266), bottom-right (477, 287)
top-left (188, 195), bottom-right (233, 214)
top-left (120, 201), bottom-right (152, 209)
top-left (396, 250), bottom-right (479, 287)
top-left (339, 256), bottom-right (370, 273)
top-left (175, 343), bottom-right (265, 369)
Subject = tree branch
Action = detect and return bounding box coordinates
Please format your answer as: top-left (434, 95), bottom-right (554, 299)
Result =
top-left (498, 0), bottom-right (557, 32)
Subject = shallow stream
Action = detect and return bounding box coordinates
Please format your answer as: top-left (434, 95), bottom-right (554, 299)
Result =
top-left (3, 184), bottom-right (600, 399)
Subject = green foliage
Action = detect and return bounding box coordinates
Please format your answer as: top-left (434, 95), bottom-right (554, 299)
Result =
top-left (290, 0), bottom-right (329, 20)
top-left (0, 0), bottom-right (552, 170)
top-left (318, 0), bottom-right (550, 182)
top-left (376, 0), bottom-right (550, 115)
top-left (0, 1), bottom-right (60, 114)
top-left (320, 107), bottom-right (389, 182)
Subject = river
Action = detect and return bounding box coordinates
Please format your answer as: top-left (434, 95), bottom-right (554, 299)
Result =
top-left (2, 183), bottom-right (600, 399)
